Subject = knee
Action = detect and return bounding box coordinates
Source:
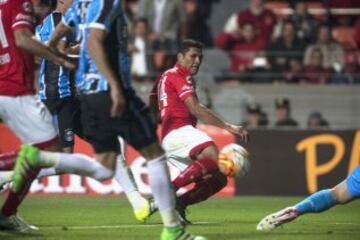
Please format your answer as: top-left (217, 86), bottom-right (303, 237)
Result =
top-left (331, 181), bottom-right (353, 204)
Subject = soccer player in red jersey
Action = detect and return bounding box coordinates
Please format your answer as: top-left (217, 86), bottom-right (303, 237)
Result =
top-left (0, 0), bottom-right (74, 231)
top-left (149, 39), bottom-right (249, 223)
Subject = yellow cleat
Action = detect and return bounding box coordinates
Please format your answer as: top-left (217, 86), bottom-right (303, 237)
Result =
top-left (134, 198), bottom-right (157, 222)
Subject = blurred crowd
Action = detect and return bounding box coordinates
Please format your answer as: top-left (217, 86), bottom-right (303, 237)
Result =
top-left (242, 98), bottom-right (330, 129)
top-left (33, 0), bottom-right (360, 85)
top-left (215, 0), bottom-right (360, 84)
top-left (28, 0), bottom-right (359, 129)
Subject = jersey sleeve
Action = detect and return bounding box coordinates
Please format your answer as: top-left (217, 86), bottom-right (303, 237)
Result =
top-left (11, 0), bottom-right (35, 31)
top-left (62, 7), bottom-right (75, 28)
top-left (172, 76), bottom-right (195, 101)
top-left (86, 0), bottom-right (116, 31)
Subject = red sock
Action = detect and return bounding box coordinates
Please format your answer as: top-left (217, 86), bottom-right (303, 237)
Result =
top-left (173, 158), bottom-right (219, 189)
top-left (1, 168), bottom-right (40, 216)
top-left (179, 171), bottom-right (227, 206)
top-left (0, 151), bottom-right (18, 170)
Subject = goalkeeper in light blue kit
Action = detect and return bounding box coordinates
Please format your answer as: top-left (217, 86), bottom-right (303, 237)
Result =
top-left (257, 165), bottom-right (360, 231)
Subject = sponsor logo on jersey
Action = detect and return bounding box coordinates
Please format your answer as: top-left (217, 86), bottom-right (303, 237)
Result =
top-left (181, 84), bottom-right (193, 91)
top-left (64, 129), bottom-right (74, 142)
top-left (16, 13), bottom-right (35, 23)
top-left (0, 53), bottom-right (10, 65)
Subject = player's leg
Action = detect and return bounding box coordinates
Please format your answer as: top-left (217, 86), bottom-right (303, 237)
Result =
top-left (54, 98), bottom-right (79, 153)
top-left (177, 171), bottom-right (227, 212)
top-left (123, 96), bottom-right (206, 240)
top-left (173, 144), bottom-right (220, 190)
top-left (0, 95), bottom-right (61, 231)
top-left (114, 137), bottom-right (153, 221)
top-left (162, 126), bottom-right (221, 190)
top-left (257, 166), bottom-right (360, 231)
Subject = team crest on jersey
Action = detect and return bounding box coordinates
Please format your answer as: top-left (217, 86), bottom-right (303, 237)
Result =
top-left (181, 84), bottom-right (193, 91)
top-left (22, 1), bottom-right (33, 13)
top-left (64, 129), bottom-right (74, 142)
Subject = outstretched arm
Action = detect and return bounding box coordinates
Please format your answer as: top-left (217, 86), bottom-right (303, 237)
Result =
top-left (14, 28), bottom-right (74, 69)
top-left (184, 96), bottom-right (249, 142)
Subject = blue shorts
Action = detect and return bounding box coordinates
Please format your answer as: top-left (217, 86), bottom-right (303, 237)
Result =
top-left (346, 165), bottom-right (360, 198)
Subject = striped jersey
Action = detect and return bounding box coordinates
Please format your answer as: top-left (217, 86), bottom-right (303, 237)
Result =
top-left (77, 0), bottom-right (135, 96)
top-left (36, 12), bottom-right (75, 100)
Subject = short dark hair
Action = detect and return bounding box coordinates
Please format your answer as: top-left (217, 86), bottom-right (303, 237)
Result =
top-left (178, 39), bottom-right (204, 55)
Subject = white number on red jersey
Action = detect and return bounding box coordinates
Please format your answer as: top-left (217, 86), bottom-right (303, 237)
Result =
top-left (158, 75), bottom-right (168, 108)
top-left (0, 10), bottom-right (9, 48)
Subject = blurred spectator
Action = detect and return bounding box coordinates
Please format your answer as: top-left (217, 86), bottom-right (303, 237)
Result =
top-left (304, 24), bottom-right (345, 69)
top-left (307, 111), bottom-right (330, 129)
top-left (322, 0), bottom-right (360, 26)
top-left (267, 20), bottom-right (306, 81)
top-left (129, 18), bottom-right (155, 82)
top-left (124, 0), bottom-right (140, 26)
top-left (274, 98), bottom-right (298, 127)
top-left (237, 0), bottom-right (277, 42)
top-left (238, 53), bottom-right (273, 83)
top-left (331, 52), bottom-right (360, 84)
top-left (289, 1), bottom-right (318, 42)
top-left (215, 21), bottom-right (266, 73)
top-left (303, 49), bottom-right (332, 84)
top-left (283, 59), bottom-right (305, 84)
top-left (355, 17), bottom-right (360, 49)
top-left (137, 0), bottom-right (187, 71)
top-left (184, 0), bottom-right (219, 47)
top-left (243, 102), bottom-right (268, 128)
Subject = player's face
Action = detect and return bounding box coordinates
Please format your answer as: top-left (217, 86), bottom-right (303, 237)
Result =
top-left (178, 47), bottom-right (203, 75)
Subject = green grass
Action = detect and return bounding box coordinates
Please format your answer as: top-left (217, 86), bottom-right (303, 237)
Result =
top-left (0, 195), bottom-right (359, 239)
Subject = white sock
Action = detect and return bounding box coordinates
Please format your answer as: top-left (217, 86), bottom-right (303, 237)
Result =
top-left (147, 155), bottom-right (179, 227)
top-left (37, 168), bottom-right (58, 178)
top-left (39, 152), bottom-right (114, 181)
top-left (115, 153), bottom-right (147, 211)
top-left (0, 171), bottom-right (13, 186)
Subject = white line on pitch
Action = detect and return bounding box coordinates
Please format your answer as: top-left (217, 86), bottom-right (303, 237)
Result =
top-left (44, 222), bottom-right (220, 230)
top-left (329, 222), bottom-right (360, 226)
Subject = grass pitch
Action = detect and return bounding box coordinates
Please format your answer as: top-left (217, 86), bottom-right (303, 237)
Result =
top-left (0, 195), bottom-right (359, 240)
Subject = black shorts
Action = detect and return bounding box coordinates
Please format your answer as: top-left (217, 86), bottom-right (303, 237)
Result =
top-left (80, 91), bottom-right (158, 153)
top-left (43, 97), bottom-right (83, 148)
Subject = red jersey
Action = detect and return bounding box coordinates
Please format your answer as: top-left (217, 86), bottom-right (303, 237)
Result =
top-left (150, 64), bottom-right (197, 139)
top-left (0, 0), bottom-right (36, 96)
top-left (237, 9), bottom-right (276, 42)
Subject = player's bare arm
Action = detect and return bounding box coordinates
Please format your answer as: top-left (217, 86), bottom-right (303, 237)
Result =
top-left (87, 28), bottom-right (125, 117)
top-left (184, 95), bottom-right (249, 142)
top-left (48, 22), bottom-right (72, 50)
top-left (14, 28), bottom-right (75, 70)
top-left (65, 43), bottom-right (80, 55)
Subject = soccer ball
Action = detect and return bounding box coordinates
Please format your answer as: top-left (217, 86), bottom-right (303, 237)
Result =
top-left (218, 143), bottom-right (250, 177)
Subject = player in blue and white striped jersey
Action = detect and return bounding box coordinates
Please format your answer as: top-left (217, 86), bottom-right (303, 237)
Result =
top-left (42, 0), bottom-right (158, 224)
top-left (35, 1), bottom-right (81, 153)
top-left (43, 0), bottom-right (206, 238)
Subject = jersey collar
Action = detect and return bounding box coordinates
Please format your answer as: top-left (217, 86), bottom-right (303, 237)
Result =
top-left (175, 63), bottom-right (192, 78)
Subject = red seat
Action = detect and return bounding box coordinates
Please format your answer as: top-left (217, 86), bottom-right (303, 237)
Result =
top-left (332, 27), bottom-right (357, 50)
